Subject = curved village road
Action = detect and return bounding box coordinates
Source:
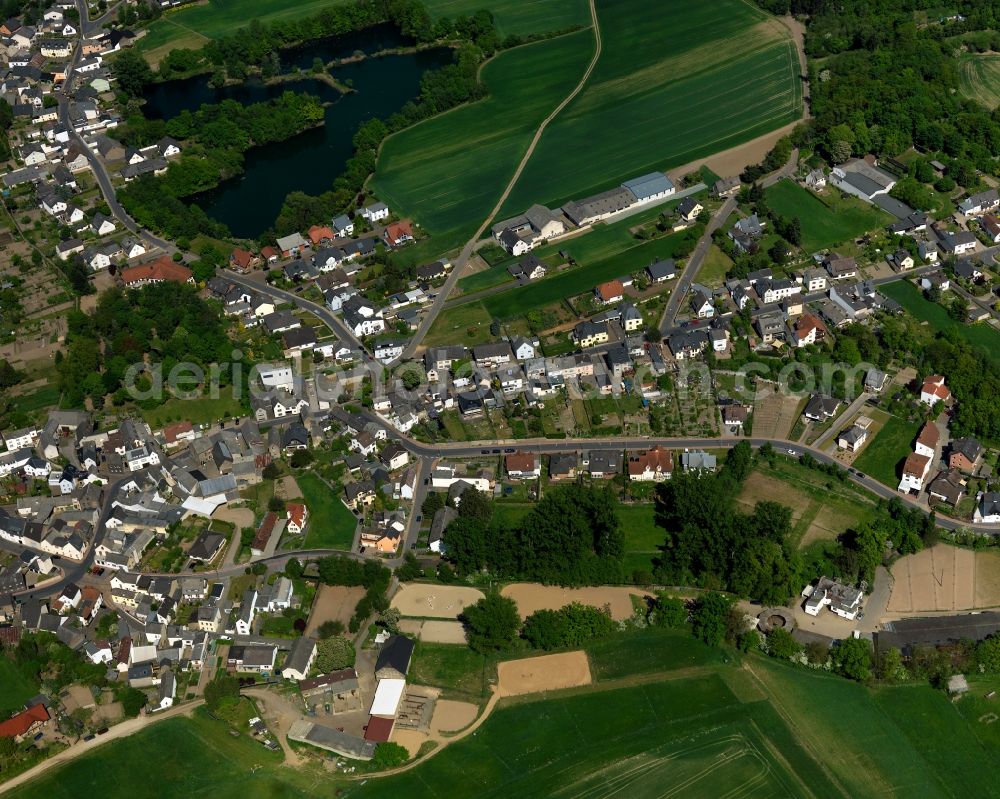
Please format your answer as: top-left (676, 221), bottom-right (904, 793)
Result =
top-left (351, 415), bottom-right (988, 534)
top-left (63, 0), bottom-right (173, 253)
top-left (220, 269), bottom-right (366, 349)
top-left (397, 0), bottom-right (604, 364)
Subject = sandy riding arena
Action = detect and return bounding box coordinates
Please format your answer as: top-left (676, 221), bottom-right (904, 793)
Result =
top-left (392, 584), bottom-right (484, 618)
top-left (431, 700), bottom-right (479, 733)
top-left (886, 545), bottom-right (993, 613)
top-left (305, 585), bottom-right (365, 636)
top-left (501, 583), bottom-right (651, 621)
top-left (397, 619), bottom-right (468, 644)
top-left (498, 651), bottom-right (592, 697)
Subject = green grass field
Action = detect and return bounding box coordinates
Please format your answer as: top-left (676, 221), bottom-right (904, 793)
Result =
top-left (765, 179), bottom-right (891, 251)
top-left (408, 641), bottom-right (495, 701)
top-left (7, 709), bottom-right (305, 799)
top-left (482, 231), bottom-right (688, 319)
top-left (751, 658), bottom-right (1000, 798)
top-left (618, 503), bottom-right (662, 576)
top-left (371, 30), bottom-right (595, 254)
top-left (297, 471), bottom-right (358, 550)
top-left (138, 0), bottom-right (341, 63)
top-left (0, 658), bottom-right (38, 716)
top-left (424, 0), bottom-right (590, 37)
top-left (423, 301), bottom-right (496, 348)
top-left (496, 0), bottom-right (802, 216)
top-left (853, 415), bottom-right (921, 487)
top-left (140, 394), bottom-right (247, 429)
top-left (881, 280), bottom-right (1000, 369)
top-left (348, 669), bottom-right (838, 799)
top-left (960, 53), bottom-right (1000, 109)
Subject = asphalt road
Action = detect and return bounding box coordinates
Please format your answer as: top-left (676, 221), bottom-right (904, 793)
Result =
top-left (659, 196), bottom-right (737, 332)
top-left (220, 269), bottom-right (366, 349)
top-left (61, 1), bottom-right (173, 253)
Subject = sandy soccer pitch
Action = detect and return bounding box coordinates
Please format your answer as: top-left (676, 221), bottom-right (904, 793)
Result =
top-left (498, 651), bottom-right (592, 697)
top-left (392, 585), bottom-right (484, 619)
top-left (501, 583), bottom-right (651, 621)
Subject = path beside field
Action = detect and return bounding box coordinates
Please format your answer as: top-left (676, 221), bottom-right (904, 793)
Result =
top-left (401, 0), bottom-right (603, 361)
top-left (0, 700), bottom-right (205, 796)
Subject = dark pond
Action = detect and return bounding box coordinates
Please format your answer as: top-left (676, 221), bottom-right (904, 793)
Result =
top-left (142, 24), bottom-right (451, 238)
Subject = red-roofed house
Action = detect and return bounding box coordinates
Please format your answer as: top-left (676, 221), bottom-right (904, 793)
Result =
top-left (899, 452), bottom-right (931, 493)
top-left (286, 503), bottom-right (308, 534)
top-left (915, 422), bottom-right (939, 458)
top-left (120, 257), bottom-right (194, 287)
top-left (382, 220), bottom-right (413, 249)
top-left (261, 246), bottom-right (279, 263)
top-left (792, 313), bottom-right (827, 347)
top-left (229, 248), bottom-right (260, 273)
top-left (505, 451), bottom-right (540, 479)
top-left (595, 279), bottom-right (624, 304)
top-left (251, 512), bottom-right (278, 557)
top-left (0, 704), bottom-right (49, 740)
top-left (628, 446), bottom-right (673, 482)
top-left (162, 420), bottom-right (195, 447)
top-left (308, 225), bottom-right (335, 246)
top-left (919, 375), bottom-right (950, 406)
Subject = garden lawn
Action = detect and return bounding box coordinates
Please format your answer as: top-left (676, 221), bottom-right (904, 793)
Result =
top-left (497, 0), bottom-right (802, 216)
top-left (140, 394), bottom-right (247, 429)
top-left (297, 472), bottom-right (357, 550)
top-left (0, 658), bottom-right (38, 715)
top-left (424, 0), bottom-right (591, 37)
top-left (852, 415), bottom-right (921, 487)
top-left (881, 280), bottom-right (1000, 369)
top-left (618, 503), bottom-right (662, 577)
top-left (483, 232), bottom-right (690, 319)
top-left (371, 29), bottom-right (595, 253)
top-left (408, 641), bottom-right (495, 701)
top-left (765, 179), bottom-right (891, 251)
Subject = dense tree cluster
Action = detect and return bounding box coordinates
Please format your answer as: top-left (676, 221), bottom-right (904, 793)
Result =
top-left (56, 283), bottom-right (234, 409)
top-left (653, 443), bottom-right (802, 604)
top-left (443, 483), bottom-right (625, 585)
top-left (754, 1), bottom-right (1000, 178)
top-left (521, 603), bottom-right (617, 650)
top-left (460, 591), bottom-right (520, 653)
